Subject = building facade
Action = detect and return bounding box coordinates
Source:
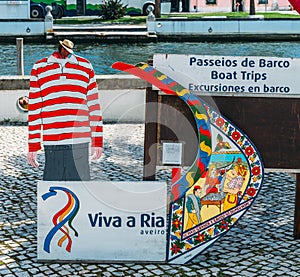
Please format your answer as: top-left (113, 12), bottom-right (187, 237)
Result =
top-left (185, 0), bottom-right (292, 13)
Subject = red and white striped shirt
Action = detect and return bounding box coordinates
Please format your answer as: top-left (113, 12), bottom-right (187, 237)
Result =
top-left (28, 52), bottom-right (103, 152)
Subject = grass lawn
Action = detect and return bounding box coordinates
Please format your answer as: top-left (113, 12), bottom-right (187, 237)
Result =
top-left (54, 11), bottom-right (300, 25)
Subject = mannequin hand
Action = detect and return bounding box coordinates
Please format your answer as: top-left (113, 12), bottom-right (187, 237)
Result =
top-left (91, 147), bottom-right (103, 161)
top-left (27, 152), bottom-right (39, 168)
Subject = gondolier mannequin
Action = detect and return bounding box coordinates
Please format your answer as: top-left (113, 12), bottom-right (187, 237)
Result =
top-left (27, 39), bottom-right (103, 181)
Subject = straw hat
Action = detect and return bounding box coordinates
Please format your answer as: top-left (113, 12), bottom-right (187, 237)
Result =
top-left (59, 39), bottom-right (74, 54)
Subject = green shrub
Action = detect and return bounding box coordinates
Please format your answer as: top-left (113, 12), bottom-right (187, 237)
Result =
top-left (99, 0), bottom-right (127, 20)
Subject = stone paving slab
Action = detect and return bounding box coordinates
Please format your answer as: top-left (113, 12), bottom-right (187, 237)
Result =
top-left (0, 124), bottom-right (299, 277)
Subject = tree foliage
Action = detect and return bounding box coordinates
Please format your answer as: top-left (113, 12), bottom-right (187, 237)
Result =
top-left (99, 0), bottom-right (127, 20)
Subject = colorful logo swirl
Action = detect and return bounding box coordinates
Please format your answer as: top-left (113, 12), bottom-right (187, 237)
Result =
top-left (42, 186), bottom-right (80, 253)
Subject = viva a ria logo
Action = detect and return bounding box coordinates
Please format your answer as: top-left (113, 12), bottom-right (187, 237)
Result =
top-left (42, 186), bottom-right (80, 253)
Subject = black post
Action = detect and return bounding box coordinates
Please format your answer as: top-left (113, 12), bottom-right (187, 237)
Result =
top-left (155, 0), bottom-right (161, 18)
top-left (294, 173), bottom-right (300, 239)
top-left (171, 0), bottom-right (179, 12)
top-left (143, 87), bottom-right (158, 181)
top-left (250, 0), bottom-right (255, 15)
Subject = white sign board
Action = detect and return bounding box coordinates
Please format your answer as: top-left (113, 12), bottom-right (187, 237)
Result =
top-left (154, 54), bottom-right (300, 95)
top-left (38, 181), bottom-right (167, 262)
top-left (0, 0), bottom-right (29, 19)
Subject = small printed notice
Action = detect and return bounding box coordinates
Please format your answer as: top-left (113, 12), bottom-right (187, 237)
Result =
top-left (162, 142), bottom-right (183, 165)
top-left (154, 54), bottom-right (300, 94)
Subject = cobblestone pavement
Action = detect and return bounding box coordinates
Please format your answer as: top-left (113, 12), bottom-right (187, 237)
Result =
top-left (0, 124), bottom-right (299, 277)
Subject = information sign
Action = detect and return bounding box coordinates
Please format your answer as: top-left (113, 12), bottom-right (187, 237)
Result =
top-left (154, 54), bottom-right (300, 95)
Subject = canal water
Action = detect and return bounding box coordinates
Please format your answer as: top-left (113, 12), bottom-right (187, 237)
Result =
top-left (1, 41), bottom-right (300, 76)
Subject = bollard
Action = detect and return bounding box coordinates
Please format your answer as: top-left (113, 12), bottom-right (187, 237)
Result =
top-left (16, 38), bottom-right (24, 76)
top-left (146, 9), bottom-right (157, 38)
top-left (44, 6), bottom-right (54, 36)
